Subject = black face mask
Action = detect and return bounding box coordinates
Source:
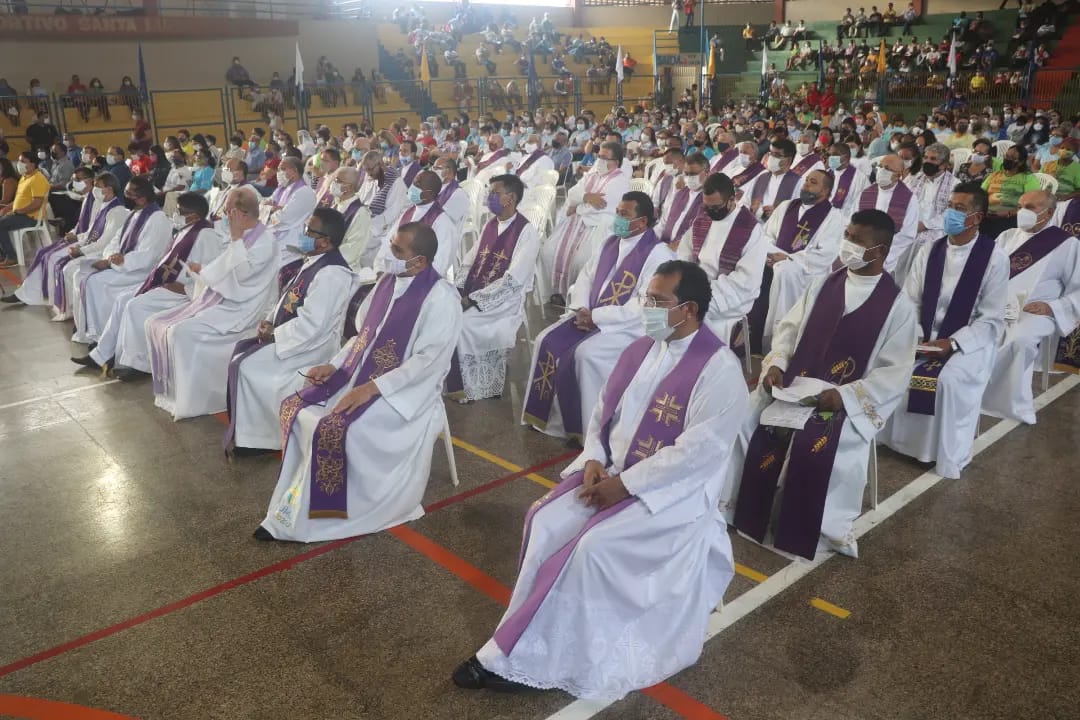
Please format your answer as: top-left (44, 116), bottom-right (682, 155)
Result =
top-left (921, 161), bottom-right (940, 176)
top-left (705, 204), bottom-right (730, 221)
top-left (716, 142), bottom-right (730, 152)
top-left (1002, 158), bottom-right (1019, 172)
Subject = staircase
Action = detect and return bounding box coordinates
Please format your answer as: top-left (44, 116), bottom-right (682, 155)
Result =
top-left (377, 43), bottom-right (440, 120)
top-left (1032, 13), bottom-right (1080, 111)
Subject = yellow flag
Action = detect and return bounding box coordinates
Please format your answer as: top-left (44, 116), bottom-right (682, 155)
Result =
top-left (707, 44), bottom-right (717, 78)
top-left (876, 39), bottom-right (887, 75)
top-left (420, 44), bottom-right (431, 83)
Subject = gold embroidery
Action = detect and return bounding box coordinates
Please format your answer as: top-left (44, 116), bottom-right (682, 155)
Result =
top-left (829, 357), bottom-right (857, 384)
top-left (282, 286), bottom-right (302, 314)
top-left (344, 326), bottom-right (372, 368)
top-left (1010, 252), bottom-right (1033, 275)
top-left (370, 339), bottom-right (399, 378)
top-left (599, 270), bottom-right (637, 306)
top-left (314, 412), bottom-right (347, 496)
top-left (531, 351), bottom-right (557, 400)
top-left (909, 375), bottom-right (938, 392)
top-left (851, 381), bottom-right (883, 429)
top-left (791, 220), bottom-right (813, 250)
top-left (279, 393), bottom-right (304, 445)
top-left (811, 435), bottom-right (829, 453)
top-left (632, 436), bottom-right (665, 461)
top-left (649, 392), bottom-right (684, 427)
top-left (759, 451), bottom-right (777, 470)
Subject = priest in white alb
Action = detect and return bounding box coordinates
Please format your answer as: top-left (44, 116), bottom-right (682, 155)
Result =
top-left (723, 210), bottom-right (917, 559)
top-left (432, 157), bottom-right (471, 230)
top-left (469, 132), bottom-right (517, 186)
top-left (326, 166), bottom-right (373, 269)
top-left (880, 182), bottom-right (1009, 479)
top-left (447, 174), bottom-right (540, 402)
top-left (657, 151), bottom-right (708, 249)
top-left (523, 191), bottom-right (675, 441)
top-left (854, 154), bottom-right (919, 273)
top-left (515, 132), bottom-right (555, 204)
top-left (374, 170), bottom-right (458, 277)
top-left (255, 223), bottom-right (462, 542)
top-left (224, 206), bottom-right (356, 453)
top-left (357, 150), bottom-right (406, 256)
top-left (453, 261), bottom-right (747, 701)
top-left (147, 186), bottom-right (279, 420)
top-left (900, 143), bottom-right (958, 284)
top-left (825, 143), bottom-right (868, 217)
top-left (982, 190), bottom-right (1080, 424)
top-left (262, 155), bottom-right (317, 290)
top-left (210, 158), bottom-right (250, 223)
top-left (740, 139), bottom-right (804, 222)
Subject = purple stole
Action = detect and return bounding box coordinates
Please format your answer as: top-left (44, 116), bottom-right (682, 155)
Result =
top-left (730, 163), bottom-right (765, 188)
top-left (223, 249), bottom-right (351, 452)
top-left (907, 234), bottom-right (995, 415)
top-left (523, 229), bottom-right (663, 440)
top-left (710, 147), bottom-right (738, 173)
top-left (446, 214), bottom-right (530, 398)
top-left (736, 270), bottom-right (900, 560)
top-left (655, 174), bottom-right (675, 213)
top-left (28, 191), bottom-right (91, 299)
top-left (78, 204), bottom-right (162, 321)
top-left (402, 161), bottom-right (422, 187)
top-left (750, 171), bottom-right (799, 206)
top-left (495, 326), bottom-right (725, 655)
top-left (278, 266), bottom-right (441, 518)
top-left (136, 219), bottom-right (212, 296)
top-left (316, 176), bottom-right (335, 208)
top-left (75, 193), bottom-right (94, 233)
top-left (516, 151), bottom-right (545, 177)
top-left (1008, 226), bottom-right (1070, 279)
top-left (436, 180), bottom-right (459, 207)
top-left (858, 182), bottom-right (912, 231)
top-left (830, 165), bottom-right (857, 209)
top-left (776, 200), bottom-right (832, 253)
top-left (791, 153), bottom-right (821, 177)
top-left (50, 198), bottom-right (122, 311)
top-left (400, 201), bottom-right (443, 228)
top-left (1059, 198), bottom-right (1080, 238)
top-left (341, 197), bottom-right (365, 228)
top-left (1054, 203), bottom-right (1080, 373)
top-left (271, 179), bottom-right (306, 207)
top-left (689, 213), bottom-right (713, 264)
top-left (660, 188), bottom-right (702, 245)
top-left (475, 148), bottom-right (509, 173)
top-left (710, 207), bottom-right (758, 272)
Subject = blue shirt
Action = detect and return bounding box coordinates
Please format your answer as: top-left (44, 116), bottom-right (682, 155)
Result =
top-left (191, 165), bottom-right (214, 192)
top-left (107, 162), bottom-right (132, 188)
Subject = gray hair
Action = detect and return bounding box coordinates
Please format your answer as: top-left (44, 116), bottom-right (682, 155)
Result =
top-left (925, 142), bottom-right (951, 161)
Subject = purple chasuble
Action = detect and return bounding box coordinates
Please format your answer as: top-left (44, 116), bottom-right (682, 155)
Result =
top-left (475, 148), bottom-right (509, 173)
top-left (136, 220), bottom-right (212, 296)
top-left (222, 249), bottom-right (351, 452)
top-left (858, 182), bottom-right (912, 231)
top-left (791, 153), bottom-right (821, 177)
top-left (776, 200), bottom-right (832, 254)
top-left (277, 266), bottom-right (440, 519)
top-left (735, 270), bottom-right (900, 560)
top-left (523, 229), bottom-right (662, 440)
top-left (907, 234), bottom-right (995, 415)
top-left (446, 214), bottom-right (530, 398)
top-left (1059, 198), bottom-right (1080, 238)
top-left (830, 165), bottom-right (857, 209)
top-left (516, 151), bottom-right (546, 177)
top-left (50, 198), bottom-right (123, 311)
top-left (494, 326), bottom-right (725, 655)
top-left (730, 163), bottom-right (765, 188)
top-left (750, 171), bottom-right (799, 206)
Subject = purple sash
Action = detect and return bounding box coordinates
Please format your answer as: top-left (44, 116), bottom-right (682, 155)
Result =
top-left (660, 188), bottom-right (703, 246)
top-left (316, 176), bottom-right (335, 208)
top-left (277, 259), bottom-right (304, 294)
top-left (689, 213), bottom-right (713, 264)
top-left (436, 180), bottom-right (459, 207)
top-left (136, 220), bottom-right (212, 296)
top-left (656, 174), bottom-right (674, 213)
top-left (831, 165), bottom-right (857, 209)
top-left (400, 201), bottom-right (443, 228)
top-left (517, 150), bottom-right (546, 177)
top-left (75, 193), bottom-right (94, 234)
top-left (523, 229), bottom-right (662, 440)
top-left (1007, 226), bottom-right (1070, 279)
top-left (776, 200), bottom-right (832, 254)
top-left (907, 234), bottom-right (995, 415)
top-left (1059, 198), bottom-right (1080, 238)
top-left (79, 204), bottom-right (162, 321)
top-left (711, 206), bottom-right (758, 272)
top-left (1054, 325), bottom-right (1080, 374)
top-left (475, 148), bottom-right (509, 173)
top-left (736, 270), bottom-right (900, 560)
top-left (791, 152), bottom-right (821, 177)
top-left (710, 147), bottom-right (738, 172)
top-left (402, 161), bottom-right (422, 187)
top-left (51, 198), bottom-right (123, 311)
top-left (28, 242), bottom-right (71, 300)
top-left (495, 326), bottom-right (724, 655)
top-left (222, 249), bottom-right (350, 452)
top-left (341, 197), bottom-right (366, 228)
top-left (858, 182), bottom-right (912, 231)
top-left (271, 179), bottom-right (306, 206)
top-left (277, 266), bottom-right (440, 519)
top-left (730, 163), bottom-right (765, 188)
top-left (446, 214), bottom-right (530, 398)
top-left (750, 171), bottom-right (799, 207)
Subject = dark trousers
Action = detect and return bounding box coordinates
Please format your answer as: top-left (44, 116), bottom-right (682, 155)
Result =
top-left (49, 194), bottom-right (82, 234)
top-left (0, 213), bottom-right (37, 259)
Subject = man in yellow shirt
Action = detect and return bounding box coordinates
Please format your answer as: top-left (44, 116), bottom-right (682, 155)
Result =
top-left (0, 151), bottom-right (50, 267)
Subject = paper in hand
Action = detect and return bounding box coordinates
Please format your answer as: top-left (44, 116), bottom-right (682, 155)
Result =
top-left (916, 343), bottom-right (945, 354)
top-left (761, 400), bottom-right (815, 430)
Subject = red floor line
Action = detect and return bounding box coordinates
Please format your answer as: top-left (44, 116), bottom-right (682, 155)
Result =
top-left (0, 694), bottom-right (139, 719)
top-left (388, 525), bottom-right (729, 720)
top-left (0, 267), bottom-right (23, 287)
top-left (424, 450), bottom-right (577, 513)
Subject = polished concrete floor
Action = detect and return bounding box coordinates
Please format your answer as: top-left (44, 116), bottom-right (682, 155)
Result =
top-left (1, 267), bottom-right (1078, 720)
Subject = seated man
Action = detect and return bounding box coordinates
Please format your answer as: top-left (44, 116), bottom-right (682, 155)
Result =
top-left (210, 158), bottom-right (250, 222)
top-left (255, 223), bottom-right (462, 542)
top-left (724, 210), bottom-right (917, 559)
top-left (791, 137), bottom-right (825, 177)
top-left (327, 166), bottom-right (373, 270)
top-left (375, 171), bottom-right (457, 276)
top-left (650, 147), bottom-right (684, 219)
top-left (447, 175), bottom-right (540, 402)
top-left (756, 169), bottom-right (845, 352)
top-left (741, 139), bottom-right (804, 222)
top-left (856, 154), bottom-right (919, 274)
top-left (454, 260), bottom-right (747, 700)
top-left (469, 132), bottom-right (516, 186)
top-left (432, 157), bottom-right (470, 230)
top-left (147, 186), bottom-right (279, 420)
top-left (70, 176), bottom-right (172, 347)
top-left (313, 147), bottom-right (341, 208)
top-left (357, 150), bottom-right (406, 259)
top-left (0, 151), bottom-right (50, 268)
top-left (902, 143), bottom-right (958, 283)
top-left (9, 169), bottom-right (124, 312)
top-left (540, 141), bottom-right (630, 300)
top-left (224, 207), bottom-right (356, 453)
top-left (262, 156), bottom-right (318, 290)
top-left (514, 132), bottom-right (555, 195)
top-left (881, 183), bottom-right (1008, 479)
top-left (83, 192), bottom-right (223, 373)
top-left (983, 191), bottom-right (1080, 424)
top-left (524, 191), bottom-right (675, 441)
top-left (708, 141), bottom-right (740, 175)
top-left (727, 141), bottom-right (766, 190)
top-left (658, 151), bottom-right (708, 248)
top-left (678, 173), bottom-right (767, 343)
top-left (826, 142), bottom-right (869, 216)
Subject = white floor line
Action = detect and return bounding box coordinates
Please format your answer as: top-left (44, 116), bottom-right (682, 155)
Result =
top-left (0, 380), bottom-right (120, 412)
top-left (544, 375), bottom-right (1080, 720)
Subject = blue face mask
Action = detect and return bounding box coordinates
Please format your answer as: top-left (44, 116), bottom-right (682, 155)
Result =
top-left (828, 155), bottom-right (844, 171)
top-left (298, 234), bottom-right (318, 253)
top-left (352, 149), bottom-right (363, 160)
top-left (613, 215), bottom-right (632, 238)
top-left (943, 207), bottom-right (972, 236)
top-left (1050, 136), bottom-right (1063, 146)
top-left (408, 185), bottom-right (424, 205)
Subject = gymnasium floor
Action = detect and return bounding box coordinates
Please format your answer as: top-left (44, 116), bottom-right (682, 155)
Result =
top-left (1, 266), bottom-right (1078, 720)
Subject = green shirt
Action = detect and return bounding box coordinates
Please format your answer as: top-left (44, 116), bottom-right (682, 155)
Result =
top-left (981, 171), bottom-right (1041, 210)
top-left (1048, 160), bottom-right (1080, 196)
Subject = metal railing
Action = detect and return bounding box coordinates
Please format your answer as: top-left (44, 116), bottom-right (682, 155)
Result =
top-left (3, 0), bottom-right (371, 21)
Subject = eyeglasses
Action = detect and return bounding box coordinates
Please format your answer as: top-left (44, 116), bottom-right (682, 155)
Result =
top-left (303, 227), bottom-right (329, 238)
top-left (643, 297), bottom-right (684, 308)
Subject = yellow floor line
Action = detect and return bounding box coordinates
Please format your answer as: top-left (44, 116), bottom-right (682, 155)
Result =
top-left (449, 436), bottom-right (558, 488)
top-left (809, 597), bottom-right (852, 619)
top-left (734, 563), bottom-right (769, 583)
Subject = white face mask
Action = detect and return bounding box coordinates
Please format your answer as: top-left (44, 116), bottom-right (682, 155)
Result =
top-left (641, 303), bottom-right (686, 342)
top-left (524, 142), bottom-right (539, 154)
top-left (737, 154), bottom-right (753, 168)
top-left (1016, 207), bottom-right (1042, 231)
top-left (277, 170), bottom-right (289, 186)
top-left (796, 142), bottom-right (811, 156)
top-left (72, 179), bottom-right (87, 193)
top-left (172, 214), bottom-right (190, 230)
top-left (876, 169), bottom-right (895, 187)
top-left (81, 153), bottom-right (92, 164)
top-left (766, 155), bottom-right (783, 173)
top-left (16, 161), bottom-right (27, 175)
top-left (387, 254), bottom-right (418, 276)
top-left (106, 154), bottom-right (119, 165)
top-left (839, 239), bottom-right (873, 270)
top-left (93, 187), bottom-right (105, 203)
top-left (331, 181), bottom-right (343, 198)
top-left (221, 168), bottom-right (235, 185)
top-left (684, 174), bottom-right (702, 192)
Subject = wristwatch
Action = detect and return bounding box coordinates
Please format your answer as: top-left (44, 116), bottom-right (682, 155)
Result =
top-left (949, 338), bottom-right (960, 353)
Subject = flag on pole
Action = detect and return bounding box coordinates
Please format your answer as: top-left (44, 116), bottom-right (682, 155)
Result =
top-left (759, 46), bottom-right (768, 101)
top-left (295, 42), bottom-right (305, 91)
top-left (137, 42), bottom-right (149, 101)
top-left (527, 50), bottom-right (539, 110)
top-left (947, 35), bottom-right (958, 78)
top-left (876, 39), bottom-right (887, 75)
top-left (616, 45), bottom-right (625, 84)
top-left (419, 43), bottom-right (431, 83)
top-left (707, 36), bottom-right (717, 78)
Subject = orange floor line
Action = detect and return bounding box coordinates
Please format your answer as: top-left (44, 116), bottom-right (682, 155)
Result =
top-left (0, 694), bottom-right (138, 719)
top-left (387, 525), bottom-right (730, 720)
top-left (0, 266), bottom-right (22, 286)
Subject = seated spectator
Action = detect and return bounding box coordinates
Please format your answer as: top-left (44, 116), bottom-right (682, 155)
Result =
top-left (1040, 138), bottom-right (1080, 198)
top-left (956, 138), bottom-right (996, 183)
top-left (226, 56), bottom-right (256, 88)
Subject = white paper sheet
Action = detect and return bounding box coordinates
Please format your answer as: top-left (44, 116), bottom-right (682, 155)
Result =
top-left (769, 376), bottom-right (836, 404)
top-left (760, 400), bottom-right (816, 429)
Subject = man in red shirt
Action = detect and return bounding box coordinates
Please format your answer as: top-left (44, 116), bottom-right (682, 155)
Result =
top-left (683, 0), bottom-right (696, 28)
top-left (129, 109), bottom-right (152, 154)
top-left (67, 74), bottom-right (90, 122)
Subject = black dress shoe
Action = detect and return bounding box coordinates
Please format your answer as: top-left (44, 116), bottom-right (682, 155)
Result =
top-left (87, 342), bottom-right (98, 353)
top-left (0, 295), bottom-right (23, 305)
top-left (252, 526), bottom-right (277, 542)
top-left (71, 355), bottom-right (100, 369)
top-left (451, 656), bottom-right (531, 693)
top-left (112, 367), bottom-right (144, 382)
top-left (232, 446), bottom-right (277, 458)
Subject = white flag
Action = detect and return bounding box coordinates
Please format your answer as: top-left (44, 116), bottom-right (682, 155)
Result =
top-left (761, 46), bottom-right (768, 78)
top-left (615, 45), bottom-right (624, 84)
top-left (295, 41), bottom-right (305, 91)
top-left (947, 36), bottom-right (957, 77)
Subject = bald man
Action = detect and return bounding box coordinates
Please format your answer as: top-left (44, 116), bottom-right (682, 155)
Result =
top-left (210, 157), bottom-right (250, 222)
top-left (727, 141), bottom-right (767, 191)
top-left (514, 133), bottom-right (555, 194)
top-left (375, 170), bottom-right (458, 276)
top-left (329, 166), bottom-right (374, 269)
top-left (856, 154), bottom-right (919, 276)
top-left (470, 132), bottom-right (519, 186)
top-left (263, 155), bottom-right (318, 288)
top-left (983, 190), bottom-right (1080, 424)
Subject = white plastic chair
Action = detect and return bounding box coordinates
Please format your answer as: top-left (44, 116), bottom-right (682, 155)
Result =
top-left (10, 208), bottom-right (55, 267)
top-left (993, 140), bottom-right (1014, 158)
top-left (539, 168), bottom-right (560, 187)
top-left (1034, 173), bottom-right (1059, 195)
top-left (950, 148), bottom-right (971, 173)
top-left (644, 156), bottom-right (666, 184)
top-left (630, 177), bottom-right (653, 195)
top-left (867, 437), bottom-right (879, 510)
top-left (439, 402), bottom-right (460, 486)
top-left (737, 315), bottom-right (752, 376)
top-left (1040, 329), bottom-right (1061, 392)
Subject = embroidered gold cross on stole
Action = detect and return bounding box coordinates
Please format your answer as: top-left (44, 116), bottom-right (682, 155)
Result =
top-left (600, 270), bottom-right (637, 305)
top-left (632, 436), bottom-right (665, 461)
top-left (485, 250), bottom-right (509, 283)
top-left (1010, 252), bottom-right (1032, 274)
top-left (344, 326), bottom-right (372, 367)
top-left (532, 351), bottom-right (557, 399)
top-left (649, 392), bottom-right (684, 426)
top-left (371, 339), bottom-right (400, 378)
top-left (792, 220), bottom-right (813, 250)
